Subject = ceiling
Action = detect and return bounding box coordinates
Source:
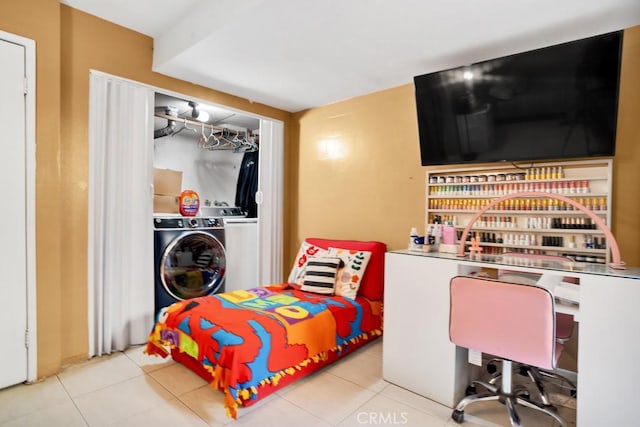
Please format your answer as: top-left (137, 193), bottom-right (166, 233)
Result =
top-left (61, 0), bottom-right (640, 113)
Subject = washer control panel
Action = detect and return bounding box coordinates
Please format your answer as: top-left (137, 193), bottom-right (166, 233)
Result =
top-left (202, 218), bottom-right (221, 228)
top-left (154, 217), bottom-right (222, 229)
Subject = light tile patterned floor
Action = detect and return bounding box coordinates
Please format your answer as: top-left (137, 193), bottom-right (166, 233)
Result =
top-left (0, 340), bottom-right (575, 426)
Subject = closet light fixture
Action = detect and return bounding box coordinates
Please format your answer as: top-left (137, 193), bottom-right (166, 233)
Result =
top-left (188, 101), bottom-right (210, 122)
top-left (195, 110), bottom-right (210, 122)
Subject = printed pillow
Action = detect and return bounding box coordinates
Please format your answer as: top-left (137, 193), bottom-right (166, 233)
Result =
top-left (328, 247), bottom-right (372, 299)
top-left (300, 257), bottom-right (342, 294)
top-left (287, 241), bottom-right (330, 284)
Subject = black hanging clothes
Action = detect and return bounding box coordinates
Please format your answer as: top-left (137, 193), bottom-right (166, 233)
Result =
top-left (235, 150), bottom-right (259, 218)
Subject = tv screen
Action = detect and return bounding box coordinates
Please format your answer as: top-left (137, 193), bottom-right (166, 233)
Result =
top-left (415, 31), bottom-right (623, 166)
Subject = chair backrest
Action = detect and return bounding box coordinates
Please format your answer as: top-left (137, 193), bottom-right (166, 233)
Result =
top-left (449, 276), bottom-right (557, 370)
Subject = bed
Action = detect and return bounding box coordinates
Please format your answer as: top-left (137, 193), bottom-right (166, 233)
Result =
top-left (145, 237), bottom-right (386, 418)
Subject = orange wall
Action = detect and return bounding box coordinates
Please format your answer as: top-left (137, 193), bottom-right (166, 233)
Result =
top-left (612, 26), bottom-right (640, 264)
top-left (290, 25), bottom-right (640, 269)
top-left (0, 0), bottom-right (64, 377)
top-left (289, 85), bottom-right (425, 260)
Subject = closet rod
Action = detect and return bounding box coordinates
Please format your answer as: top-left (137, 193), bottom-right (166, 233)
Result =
top-left (154, 112), bottom-right (244, 134)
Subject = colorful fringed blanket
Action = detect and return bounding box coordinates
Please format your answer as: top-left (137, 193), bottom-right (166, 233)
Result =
top-left (146, 284), bottom-right (383, 417)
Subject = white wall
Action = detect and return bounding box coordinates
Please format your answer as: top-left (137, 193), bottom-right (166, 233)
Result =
top-left (153, 127), bottom-right (243, 206)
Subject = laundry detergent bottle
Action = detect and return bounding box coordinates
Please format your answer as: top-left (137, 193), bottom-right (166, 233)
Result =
top-left (179, 190), bottom-right (200, 216)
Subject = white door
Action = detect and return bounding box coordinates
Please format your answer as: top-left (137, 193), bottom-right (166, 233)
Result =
top-left (0, 38), bottom-right (28, 389)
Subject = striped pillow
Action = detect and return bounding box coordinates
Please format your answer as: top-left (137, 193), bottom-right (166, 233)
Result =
top-left (300, 257), bottom-right (342, 294)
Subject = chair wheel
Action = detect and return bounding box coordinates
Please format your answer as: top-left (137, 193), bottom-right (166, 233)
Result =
top-left (452, 409), bottom-right (464, 423)
top-left (518, 366), bottom-right (530, 376)
top-left (487, 363), bottom-right (497, 374)
top-left (465, 385), bottom-right (476, 396)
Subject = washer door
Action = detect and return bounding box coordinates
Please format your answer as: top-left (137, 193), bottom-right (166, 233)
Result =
top-left (160, 231), bottom-right (226, 301)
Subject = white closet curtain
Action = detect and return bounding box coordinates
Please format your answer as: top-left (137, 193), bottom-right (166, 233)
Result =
top-left (256, 119), bottom-right (284, 285)
top-left (88, 72), bottom-right (155, 357)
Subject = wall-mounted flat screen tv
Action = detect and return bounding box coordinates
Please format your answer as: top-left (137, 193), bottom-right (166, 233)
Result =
top-left (415, 31), bottom-right (623, 166)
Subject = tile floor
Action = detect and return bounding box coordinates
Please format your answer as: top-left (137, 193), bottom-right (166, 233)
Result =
top-left (0, 340), bottom-right (575, 426)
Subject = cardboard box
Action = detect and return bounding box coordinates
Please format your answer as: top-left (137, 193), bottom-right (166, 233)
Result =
top-left (153, 194), bottom-right (179, 214)
top-left (153, 168), bottom-right (182, 196)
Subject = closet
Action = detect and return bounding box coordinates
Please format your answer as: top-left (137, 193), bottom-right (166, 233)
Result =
top-left (88, 72), bottom-right (283, 355)
top-left (153, 92), bottom-right (264, 291)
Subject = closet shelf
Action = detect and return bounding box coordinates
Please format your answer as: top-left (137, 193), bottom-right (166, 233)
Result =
top-left (458, 241), bottom-right (607, 255)
top-left (428, 192), bottom-right (608, 199)
top-left (428, 209), bottom-right (608, 215)
top-left (453, 226), bottom-right (605, 235)
top-left (154, 112), bottom-right (258, 152)
top-left (155, 112), bottom-right (233, 133)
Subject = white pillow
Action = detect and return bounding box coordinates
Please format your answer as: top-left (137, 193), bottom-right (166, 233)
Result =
top-left (287, 241), bottom-right (330, 284)
top-left (328, 247), bottom-right (372, 299)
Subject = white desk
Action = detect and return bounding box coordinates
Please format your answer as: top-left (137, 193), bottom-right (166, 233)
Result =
top-left (382, 250), bottom-right (640, 427)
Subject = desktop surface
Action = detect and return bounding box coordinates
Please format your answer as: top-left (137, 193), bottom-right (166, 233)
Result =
top-left (391, 249), bottom-right (640, 280)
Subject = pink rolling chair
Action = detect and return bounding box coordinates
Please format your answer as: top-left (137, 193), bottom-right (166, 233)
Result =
top-left (496, 253), bottom-right (578, 405)
top-left (449, 276), bottom-right (565, 426)
top-left (498, 253), bottom-right (576, 343)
